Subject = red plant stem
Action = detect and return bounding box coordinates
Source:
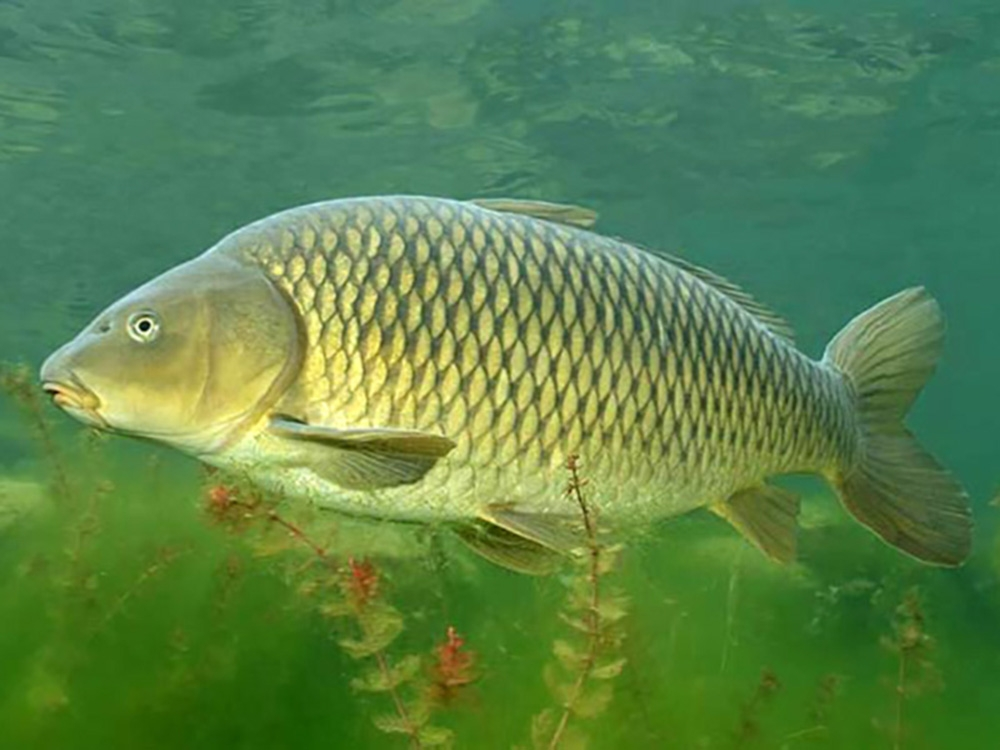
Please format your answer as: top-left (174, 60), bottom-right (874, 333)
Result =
top-left (216, 493), bottom-right (333, 567)
top-left (265, 510), bottom-right (332, 563)
top-left (548, 457), bottom-right (602, 750)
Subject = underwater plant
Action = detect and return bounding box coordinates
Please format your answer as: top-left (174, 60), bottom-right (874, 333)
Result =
top-left (0, 369), bottom-right (198, 736)
top-left (731, 668), bottom-right (782, 748)
top-left (876, 587), bottom-right (941, 750)
top-left (1, 363), bottom-right (73, 506)
top-left (530, 455), bottom-right (629, 750)
top-left (98, 544), bottom-right (190, 629)
top-left (425, 625), bottom-right (478, 709)
top-left (204, 479), bottom-right (475, 748)
top-left (781, 673), bottom-right (844, 746)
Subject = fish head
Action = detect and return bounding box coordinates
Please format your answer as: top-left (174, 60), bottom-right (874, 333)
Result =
top-left (40, 252), bottom-right (302, 456)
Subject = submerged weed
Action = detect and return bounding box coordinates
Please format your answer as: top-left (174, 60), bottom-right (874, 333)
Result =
top-left (426, 625), bottom-right (478, 709)
top-left (782, 673), bottom-right (844, 746)
top-left (204, 478), bottom-right (475, 748)
top-left (531, 455), bottom-right (628, 750)
top-left (0, 362), bottom-right (72, 506)
top-left (732, 667), bottom-right (782, 748)
top-left (876, 587), bottom-right (941, 750)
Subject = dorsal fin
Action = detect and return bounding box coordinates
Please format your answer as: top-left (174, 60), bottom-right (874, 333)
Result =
top-left (468, 198), bottom-right (598, 229)
top-left (661, 250), bottom-right (795, 343)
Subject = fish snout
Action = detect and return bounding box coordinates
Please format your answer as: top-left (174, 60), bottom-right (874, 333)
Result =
top-left (39, 351), bottom-right (101, 414)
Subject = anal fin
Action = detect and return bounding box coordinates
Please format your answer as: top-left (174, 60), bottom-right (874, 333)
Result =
top-left (711, 484), bottom-right (801, 563)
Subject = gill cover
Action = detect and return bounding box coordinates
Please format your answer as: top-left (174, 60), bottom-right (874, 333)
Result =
top-left (40, 252), bottom-right (302, 455)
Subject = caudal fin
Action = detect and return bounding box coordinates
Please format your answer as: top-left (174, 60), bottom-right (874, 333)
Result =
top-left (823, 287), bottom-right (972, 566)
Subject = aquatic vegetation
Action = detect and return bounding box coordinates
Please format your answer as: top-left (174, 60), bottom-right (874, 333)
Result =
top-left (0, 363), bottom-right (72, 506)
top-left (731, 668), bottom-right (782, 748)
top-left (876, 587), bottom-right (941, 750)
top-left (203, 456), bottom-right (629, 749)
top-left (203, 479), bottom-right (473, 748)
top-left (426, 625), bottom-right (477, 709)
top-left (99, 544), bottom-right (190, 629)
top-left (531, 455), bottom-right (628, 750)
top-left (781, 673), bottom-right (843, 746)
top-left (2, 363), bottom-right (999, 747)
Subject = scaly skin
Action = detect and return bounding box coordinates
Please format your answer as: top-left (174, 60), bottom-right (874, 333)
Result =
top-left (211, 195), bottom-right (857, 523)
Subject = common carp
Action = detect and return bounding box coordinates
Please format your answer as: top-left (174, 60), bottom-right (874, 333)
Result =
top-left (39, 196), bottom-right (972, 572)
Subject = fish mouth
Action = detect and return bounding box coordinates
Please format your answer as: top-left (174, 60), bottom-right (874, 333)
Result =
top-left (40, 378), bottom-right (106, 427)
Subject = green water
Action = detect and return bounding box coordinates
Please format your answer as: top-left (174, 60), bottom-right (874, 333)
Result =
top-left (1, 1), bottom-right (999, 748)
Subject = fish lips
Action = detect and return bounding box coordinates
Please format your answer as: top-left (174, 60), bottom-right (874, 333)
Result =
top-left (39, 368), bottom-right (107, 430)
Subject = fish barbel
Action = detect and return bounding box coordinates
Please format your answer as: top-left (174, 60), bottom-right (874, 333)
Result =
top-left (39, 196), bottom-right (972, 573)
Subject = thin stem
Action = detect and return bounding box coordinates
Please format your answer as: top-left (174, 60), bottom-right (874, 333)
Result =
top-left (547, 456), bottom-right (602, 750)
top-left (373, 650), bottom-right (422, 749)
top-left (783, 726), bottom-right (827, 743)
top-left (894, 648), bottom-right (907, 750)
top-left (265, 510), bottom-right (332, 563)
top-left (101, 547), bottom-right (190, 627)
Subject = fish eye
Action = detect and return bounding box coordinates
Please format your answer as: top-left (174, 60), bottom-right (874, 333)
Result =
top-left (127, 311), bottom-right (161, 343)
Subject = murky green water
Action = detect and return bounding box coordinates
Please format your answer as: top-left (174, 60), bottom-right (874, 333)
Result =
top-left (2, 1), bottom-right (999, 748)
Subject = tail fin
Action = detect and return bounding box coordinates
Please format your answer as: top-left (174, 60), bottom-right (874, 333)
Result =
top-left (823, 287), bottom-right (972, 566)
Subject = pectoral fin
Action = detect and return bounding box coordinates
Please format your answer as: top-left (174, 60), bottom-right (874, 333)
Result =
top-left (269, 416), bottom-right (456, 490)
top-left (710, 484), bottom-right (801, 563)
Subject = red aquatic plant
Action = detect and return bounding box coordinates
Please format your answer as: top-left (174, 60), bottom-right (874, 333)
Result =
top-left (204, 481), bottom-right (331, 562)
top-left (345, 557), bottom-right (380, 609)
top-left (205, 483), bottom-right (252, 527)
top-left (203, 476), bottom-right (463, 747)
top-left (427, 625), bottom-right (478, 707)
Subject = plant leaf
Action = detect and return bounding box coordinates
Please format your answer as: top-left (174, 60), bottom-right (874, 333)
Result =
top-left (573, 681), bottom-right (613, 719)
top-left (530, 709), bottom-right (556, 749)
top-left (340, 605), bottom-right (404, 658)
top-left (558, 612), bottom-right (593, 634)
top-left (392, 654), bottom-right (422, 685)
top-left (557, 724), bottom-right (590, 750)
top-left (350, 655), bottom-right (422, 692)
top-left (553, 639), bottom-right (584, 671)
top-left (542, 662), bottom-right (573, 705)
top-left (596, 544), bottom-right (623, 575)
top-left (418, 725), bottom-right (454, 746)
top-left (372, 713), bottom-right (415, 735)
top-left (596, 594), bottom-right (629, 624)
top-left (351, 665), bottom-right (389, 692)
top-left (590, 657), bottom-right (626, 680)
top-left (320, 600), bottom-right (352, 618)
